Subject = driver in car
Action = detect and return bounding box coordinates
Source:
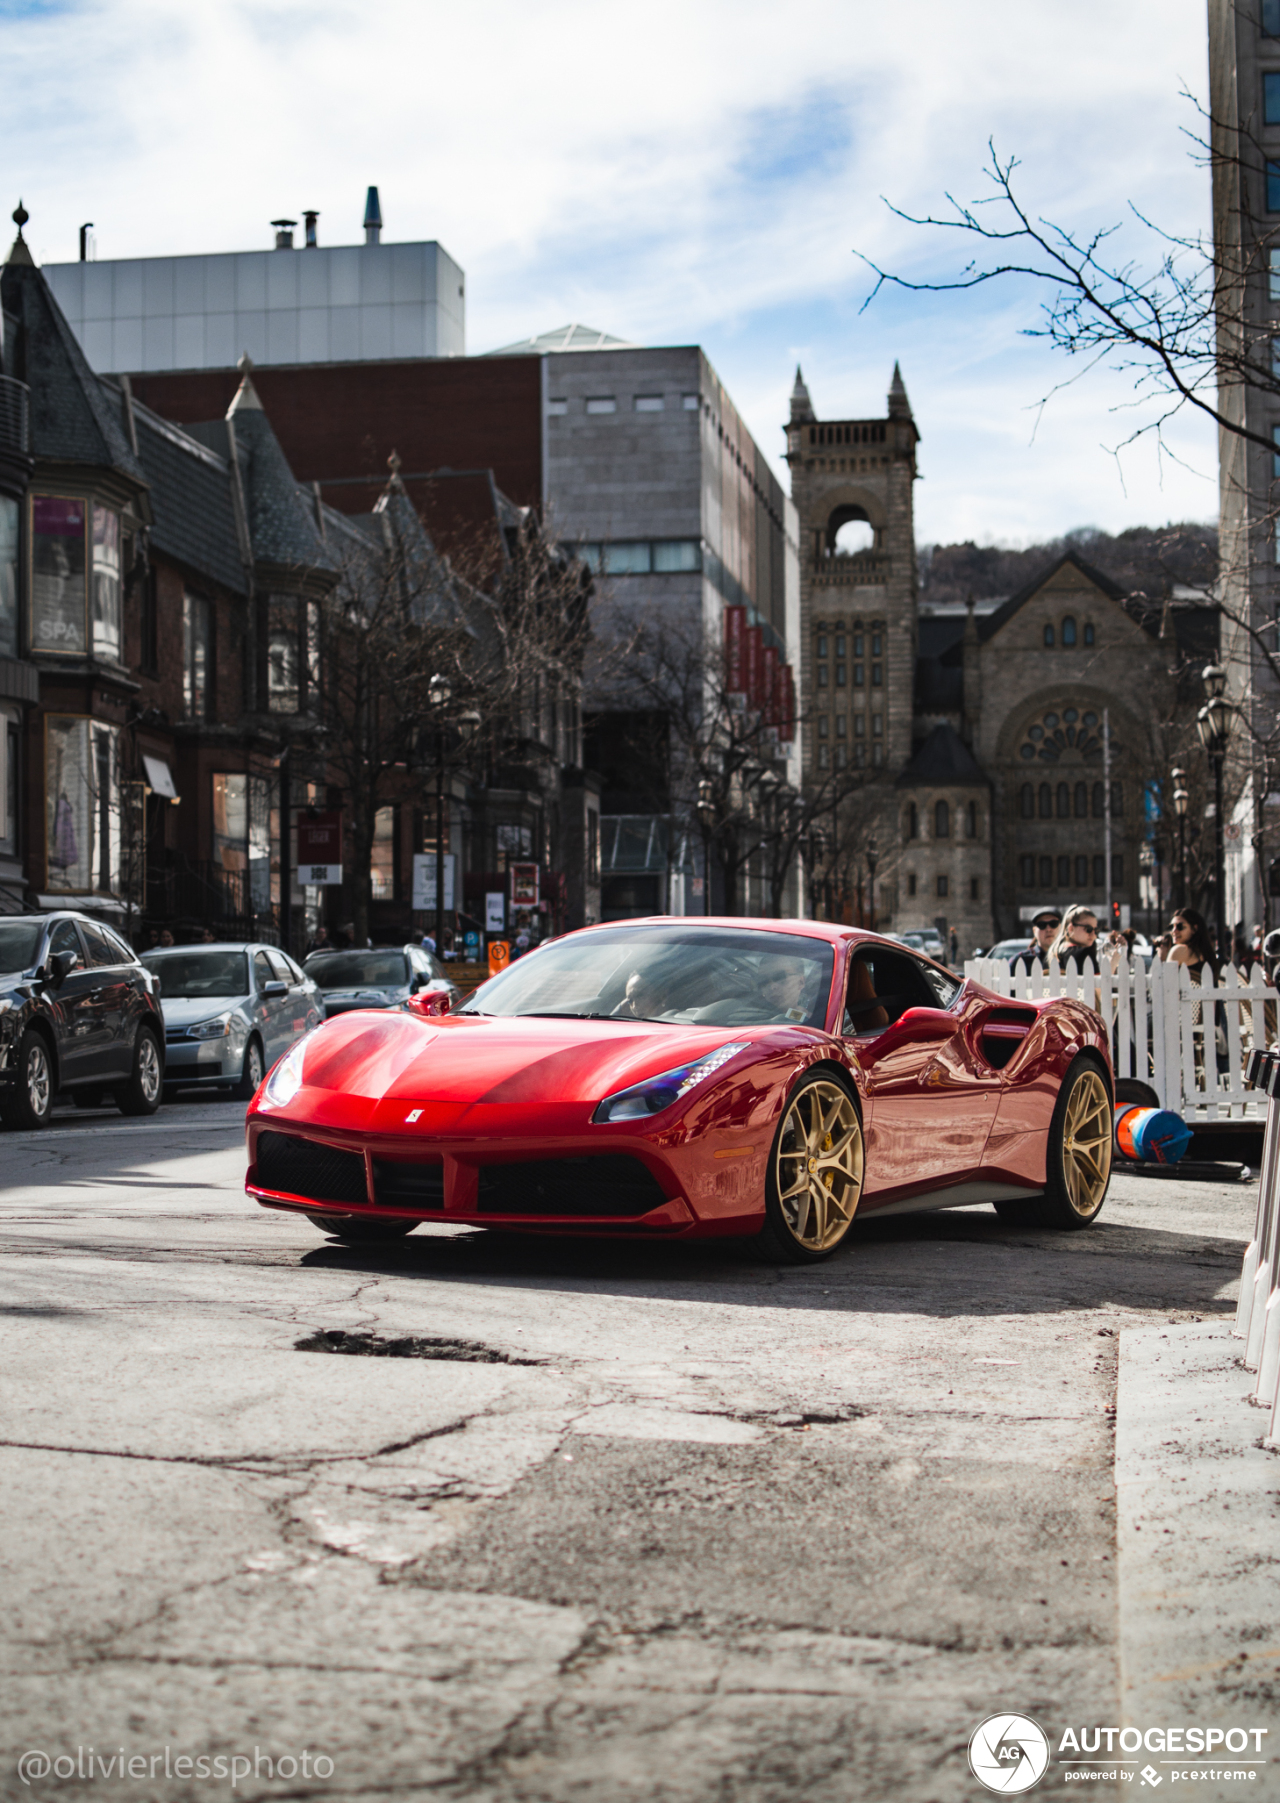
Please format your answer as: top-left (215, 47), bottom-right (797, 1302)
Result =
top-left (758, 956), bottom-right (812, 1023)
top-left (612, 969), bottom-right (675, 1021)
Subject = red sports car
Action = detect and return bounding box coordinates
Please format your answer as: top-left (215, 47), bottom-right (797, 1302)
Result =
top-left (245, 919), bottom-right (1114, 1263)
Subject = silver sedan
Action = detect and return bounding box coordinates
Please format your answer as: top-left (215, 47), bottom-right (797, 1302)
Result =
top-left (303, 944), bottom-right (459, 1019)
top-left (141, 943), bottom-right (323, 1100)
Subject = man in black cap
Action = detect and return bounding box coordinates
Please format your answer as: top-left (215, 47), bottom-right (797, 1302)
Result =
top-left (1011, 909), bottom-right (1061, 975)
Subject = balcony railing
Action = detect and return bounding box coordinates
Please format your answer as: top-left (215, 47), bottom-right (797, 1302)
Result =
top-left (810, 554), bottom-right (892, 586)
top-left (0, 377), bottom-right (30, 459)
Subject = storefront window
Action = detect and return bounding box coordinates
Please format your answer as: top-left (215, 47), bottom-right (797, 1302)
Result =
top-left (0, 496), bottom-right (18, 659)
top-left (46, 715), bottom-right (119, 892)
top-left (213, 773), bottom-right (279, 915)
top-left (31, 497), bottom-right (86, 654)
top-left (91, 504), bottom-right (121, 661)
top-left (371, 806), bottom-right (395, 899)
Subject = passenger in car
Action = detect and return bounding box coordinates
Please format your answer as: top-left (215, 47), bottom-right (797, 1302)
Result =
top-left (758, 957), bottom-right (812, 1023)
top-left (844, 958), bottom-right (889, 1031)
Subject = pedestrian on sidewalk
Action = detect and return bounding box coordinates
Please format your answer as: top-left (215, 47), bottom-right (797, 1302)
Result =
top-left (1010, 909), bottom-right (1061, 975)
top-left (305, 924), bottom-right (331, 957)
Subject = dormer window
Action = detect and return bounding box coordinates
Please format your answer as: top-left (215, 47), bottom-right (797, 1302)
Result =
top-left (30, 496), bottom-right (121, 661)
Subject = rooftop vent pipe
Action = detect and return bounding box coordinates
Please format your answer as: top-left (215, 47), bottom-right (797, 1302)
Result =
top-left (272, 218), bottom-right (297, 250)
top-left (363, 186), bottom-right (382, 245)
top-left (303, 210), bottom-right (319, 249)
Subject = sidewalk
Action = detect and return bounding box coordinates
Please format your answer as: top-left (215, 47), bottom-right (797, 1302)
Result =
top-left (1117, 1323), bottom-right (1280, 1797)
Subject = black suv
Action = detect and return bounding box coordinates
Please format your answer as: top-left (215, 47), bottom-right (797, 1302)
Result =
top-left (0, 913), bottom-right (165, 1128)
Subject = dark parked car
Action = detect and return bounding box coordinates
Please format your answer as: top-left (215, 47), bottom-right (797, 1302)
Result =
top-left (303, 945), bottom-right (459, 1019)
top-left (0, 912), bottom-right (164, 1128)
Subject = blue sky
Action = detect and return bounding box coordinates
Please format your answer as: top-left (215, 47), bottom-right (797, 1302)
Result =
top-left (1, 0), bottom-right (1214, 546)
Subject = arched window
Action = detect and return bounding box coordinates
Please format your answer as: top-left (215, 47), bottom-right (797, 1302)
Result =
top-left (1092, 782), bottom-right (1104, 819)
top-left (1062, 616), bottom-right (1077, 647)
top-left (1057, 782), bottom-right (1070, 818)
top-left (1044, 623), bottom-right (1055, 648)
top-left (905, 802), bottom-right (918, 841)
top-left (935, 799), bottom-right (950, 838)
top-left (1084, 622), bottom-right (1095, 646)
top-left (1039, 782), bottom-right (1053, 819)
top-left (966, 800), bottom-right (978, 838)
top-left (1020, 783), bottom-right (1035, 819)
top-left (1074, 781), bottom-right (1088, 818)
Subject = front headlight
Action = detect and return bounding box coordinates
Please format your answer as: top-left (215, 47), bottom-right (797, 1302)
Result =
top-left (592, 1043), bottom-right (749, 1124)
top-left (262, 1035), bottom-right (310, 1107)
top-left (189, 1013), bottom-right (232, 1040)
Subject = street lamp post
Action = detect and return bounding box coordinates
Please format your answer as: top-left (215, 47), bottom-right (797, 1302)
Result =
top-left (427, 680), bottom-right (480, 954)
top-left (696, 779), bottom-right (715, 917)
top-left (1171, 766), bottom-right (1189, 909)
top-left (866, 840), bottom-right (879, 934)
top-left (1195, 663), bottom-right (1231, 961)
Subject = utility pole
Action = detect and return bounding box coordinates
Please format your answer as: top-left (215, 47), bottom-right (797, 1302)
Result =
top-left (1103, 708), bottom-right (1112, 927)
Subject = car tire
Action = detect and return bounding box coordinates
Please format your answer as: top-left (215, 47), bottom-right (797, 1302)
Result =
top-left (753, 1069), bottom-right (864, 1264)
top-left (73, 1087), bottom-right (105, 1109)
top-left (3, 1029), bottom-right (55, 1130)
top-left (117, 1027), bottom-right (163, 1115)
top-left (232, 1038), bottom-right (265, 1103)
top-left (304, 1213), bottom-right (418, 1243)
top-left (993, 1054), bottom-right (1113, 1231)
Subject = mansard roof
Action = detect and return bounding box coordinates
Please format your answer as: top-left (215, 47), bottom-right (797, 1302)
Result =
top-left (0, 257), bottom-right (147, 493)
top-left (896, 723), bottom-right (987, 788)
top-left (111, 387), bottom-right (247, 596)
top-left (976, 549), bottom-right (1134, 643)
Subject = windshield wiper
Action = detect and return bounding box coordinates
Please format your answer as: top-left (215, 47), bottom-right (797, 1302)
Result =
top-left (517, 1011), bottom-right (637, 1021)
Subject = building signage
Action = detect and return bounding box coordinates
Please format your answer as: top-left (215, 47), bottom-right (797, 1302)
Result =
top-left (510, 863), bottom-right (540, 907)
top-left (484, 891), bottom-right (506, 933)
top-left (745, 624), bottom-right (763, 711)
top-left (724, 605), bottom-right (746, 695)
top-left (296, 811), bottom-right (342, 885)
top-left (412, 853), bottom-right (455, 911)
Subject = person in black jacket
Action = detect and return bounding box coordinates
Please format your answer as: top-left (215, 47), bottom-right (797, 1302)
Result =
top-left (1010, 909), bottom-right (1062, 975)
top-left (1049, 905), bottom-right (1101, 974)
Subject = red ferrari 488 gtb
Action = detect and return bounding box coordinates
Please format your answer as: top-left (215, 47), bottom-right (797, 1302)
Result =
top-left (245, 919), bottom-right (1114, 1263)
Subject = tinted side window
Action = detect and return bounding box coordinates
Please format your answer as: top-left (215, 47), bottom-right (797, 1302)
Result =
top-left (921, 961), bottom-right (961, 1008)
top-left (101, 927), bottom-right (137, 964)
top-left (81, 921), bottom-right (121, 968)
top-left (282, 954), bottom-right (305, 983)
top-left (253, 951), bottom-right (275, 990)
top-left (266, 950), bottom-right (293, 983)
top-left (46, 920), bottom-right (84, 967)
top-left (843, 948), bottom-right (937, 1031)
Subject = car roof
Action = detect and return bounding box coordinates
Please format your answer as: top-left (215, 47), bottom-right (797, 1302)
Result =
top-left (563, 917), bottom-right (935, 954)
top-left (143, 942), bottom-right (263, 954)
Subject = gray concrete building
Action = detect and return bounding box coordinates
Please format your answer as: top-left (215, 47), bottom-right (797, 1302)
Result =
top-left (41, 191), bottom-right (464, 373)
top-left (493, 331), bottom-right (801, 917)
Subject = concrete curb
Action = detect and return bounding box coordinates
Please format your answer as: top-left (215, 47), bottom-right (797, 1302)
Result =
top-left (1117, 1324), bottom-right (1280, 1799)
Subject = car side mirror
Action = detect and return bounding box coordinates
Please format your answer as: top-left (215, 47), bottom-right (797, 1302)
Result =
top-left (409, 972), bottom-right (422, 993)
top-left (892, 1006), bottom-right (955, 1040)
top-left (43, 950), bottom-right (76, 988)
top-left (262, 980), bottom-right (288, 998)
top-left (405, 989), bottom-right (450, 1018)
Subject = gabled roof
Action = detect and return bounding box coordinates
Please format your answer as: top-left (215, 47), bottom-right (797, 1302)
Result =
top-left (114, 386), bottom-right (247, 596)
top-left (896, 723), bottom-right (987, 788)
top-left (484, 323), bottom-right (638, 356)
top-left (0, 256), bottom-right (147, 492)
top-left (221, 393), bottom-right (336, 578)
top-left (976, 549), bottom-right (1134, 643)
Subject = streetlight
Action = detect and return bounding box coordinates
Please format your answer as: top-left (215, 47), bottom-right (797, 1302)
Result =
top-left (865, 840), bottom-right (879, 933)
top-left (1171, 767), bottom-right (1189, 909)
top-left (1195, 662), bottom-right (1231, 960)
top-left (696, 778), bottom-right (715, 917)
top-left (426, 679), bottom-right (480, 953)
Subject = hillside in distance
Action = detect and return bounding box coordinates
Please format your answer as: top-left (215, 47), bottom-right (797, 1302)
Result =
top-left (919, 523), bottom-right (1218, 607)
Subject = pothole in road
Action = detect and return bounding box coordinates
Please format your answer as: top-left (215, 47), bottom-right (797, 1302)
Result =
top-left (294, 1329), bottom-right (542, 1364)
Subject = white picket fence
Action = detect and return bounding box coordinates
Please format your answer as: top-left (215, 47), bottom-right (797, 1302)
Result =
top-left (964, 955), bottom-right (1279, 1123)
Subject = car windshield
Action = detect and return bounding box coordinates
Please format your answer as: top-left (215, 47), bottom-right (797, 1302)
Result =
top-left (458, 926), bottom-right (835, 1028)
top-left (142, 951), bottom-right (249, 998)
top-left (305, 951), bottom-right (409, 990)
top-left (0, 920), bottom-right (46, 975)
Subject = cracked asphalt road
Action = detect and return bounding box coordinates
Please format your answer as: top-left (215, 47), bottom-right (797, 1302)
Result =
top-left (0, 1099), bottom-right (1255, 1801)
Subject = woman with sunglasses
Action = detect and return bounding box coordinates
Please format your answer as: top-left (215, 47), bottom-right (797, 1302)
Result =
top-left (1048, 905), bottom-right (1101, 975)
top-left (1168, 908), bottom-right (1215, 979)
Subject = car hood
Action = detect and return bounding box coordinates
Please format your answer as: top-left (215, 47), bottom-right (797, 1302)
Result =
top-left (160, 995), bottom-right (250, 1027)
top-left (269, 1009), bottom-right (764, 1109)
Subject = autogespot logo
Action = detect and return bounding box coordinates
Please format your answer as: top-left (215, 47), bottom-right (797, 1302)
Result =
top-left (968, 1714), bottom-right (1052, 1794)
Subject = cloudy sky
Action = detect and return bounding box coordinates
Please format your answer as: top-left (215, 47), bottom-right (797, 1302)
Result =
top-left (3, 0), bottom-right (1213, 546)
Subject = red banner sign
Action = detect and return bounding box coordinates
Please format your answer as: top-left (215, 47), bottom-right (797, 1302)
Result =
top-left (745, 625), bottom-right (763, 710)
top-left (763, 645), bottom-right (780, 728)
top-left (724, 605), bottom-right (746, 694)
top-left (297, 812), bottom-right (341, 864)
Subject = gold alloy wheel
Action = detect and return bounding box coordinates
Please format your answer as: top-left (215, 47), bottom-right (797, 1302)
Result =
top-left (1060, 1067), bottom-right (1113, 1217)
top-left (774, 1079), bottom-right (864, 1252)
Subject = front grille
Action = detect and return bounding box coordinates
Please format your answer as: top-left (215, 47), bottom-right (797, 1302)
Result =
top-left (256, 1131), bottom-right (368, 1205)
top-left (372, 1158), bottom-right (445, 1211)
top-left (477, 1155), bottom-right (667, 1217)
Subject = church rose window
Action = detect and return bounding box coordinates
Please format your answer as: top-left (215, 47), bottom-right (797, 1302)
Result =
top-left (1020, 706), bottom-right (1103, 763)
